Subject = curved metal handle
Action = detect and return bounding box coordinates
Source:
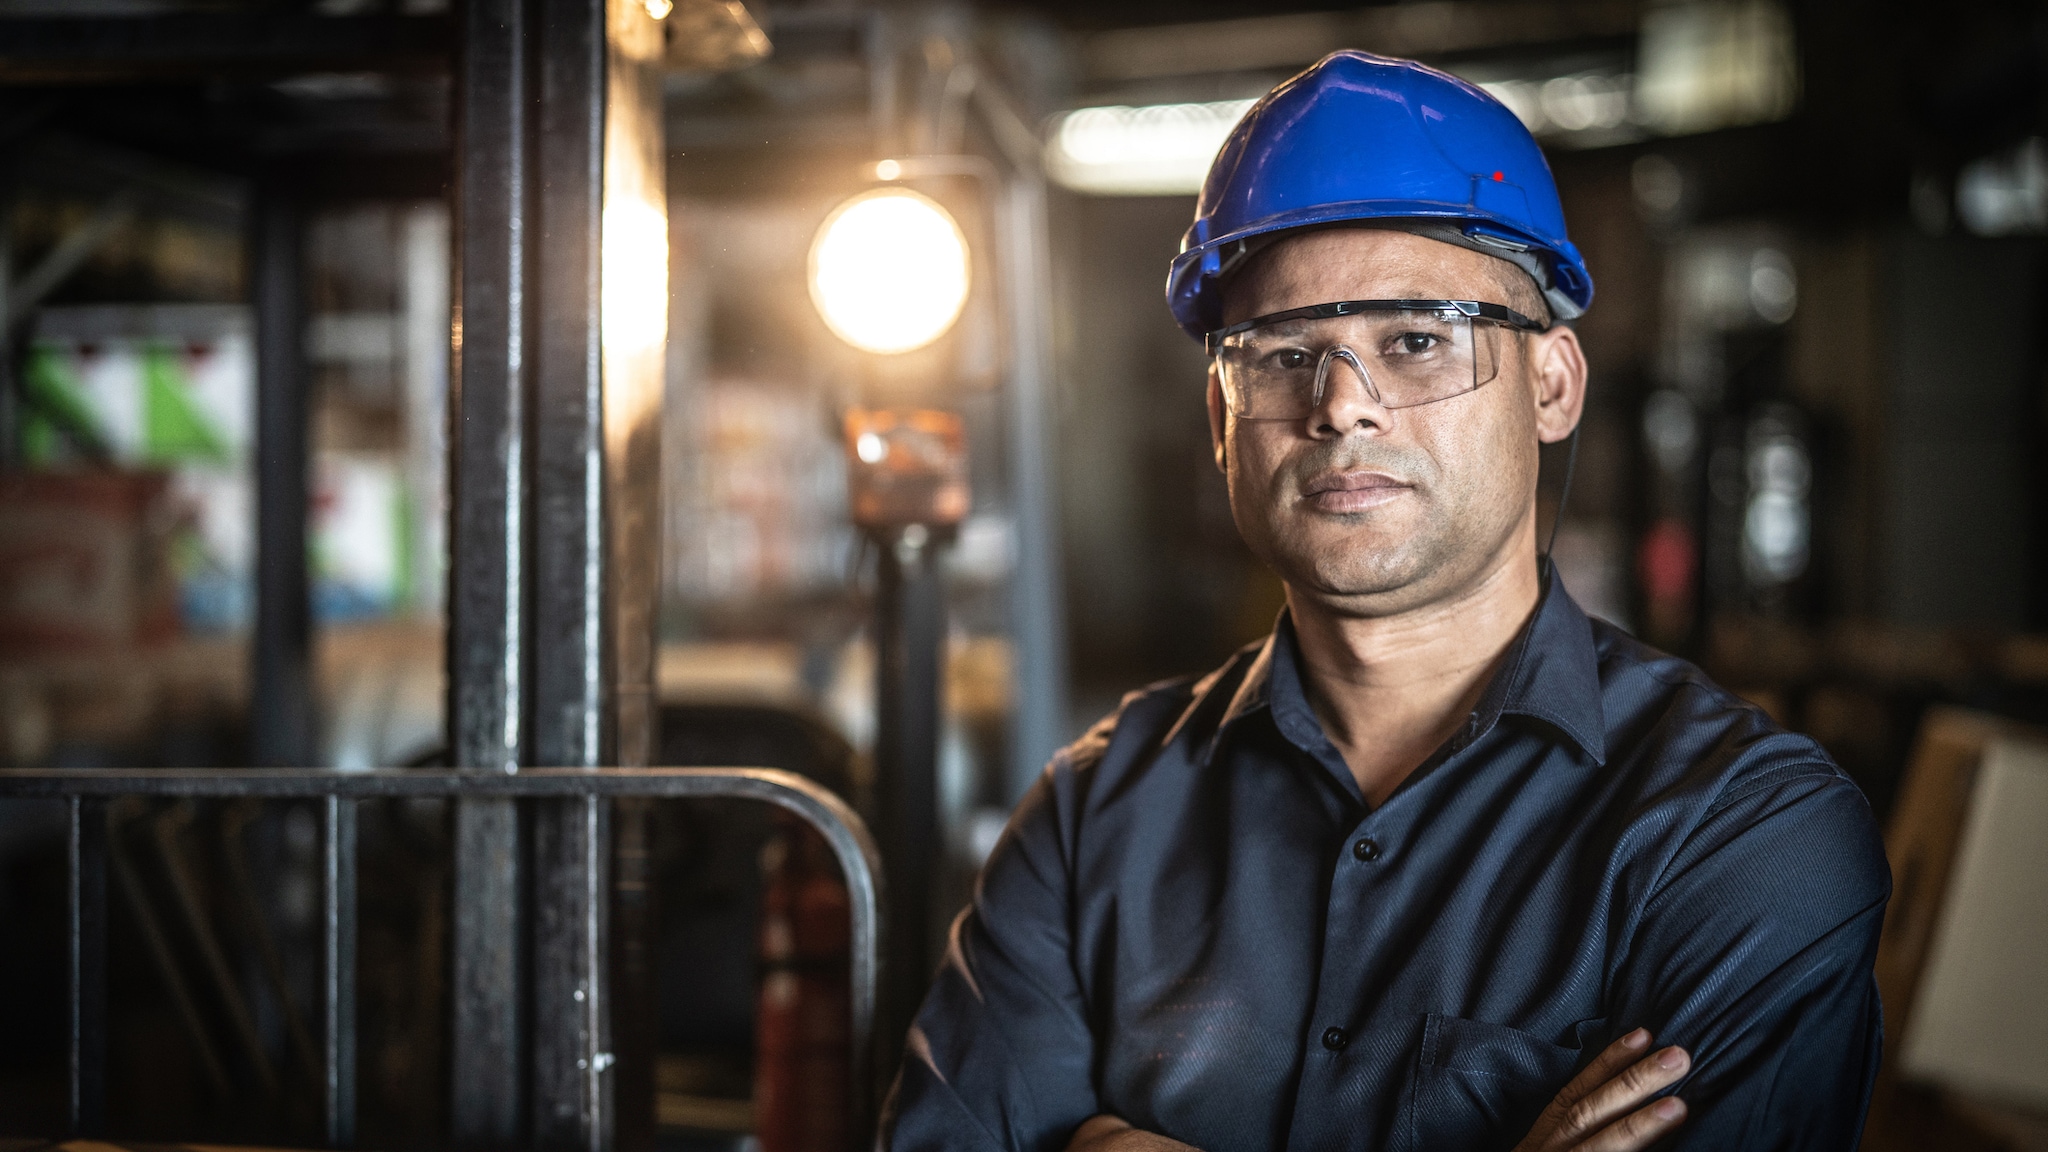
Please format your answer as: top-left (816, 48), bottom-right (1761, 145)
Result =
top-left (2, 765), bottom-right (887, 1150)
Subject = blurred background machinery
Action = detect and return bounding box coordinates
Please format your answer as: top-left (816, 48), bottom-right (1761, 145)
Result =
top-left (0, 0), bottom-right (2044, 1149)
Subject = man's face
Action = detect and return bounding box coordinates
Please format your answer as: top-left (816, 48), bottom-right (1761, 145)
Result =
top-left (1210, 227), bottom-right (1581, 617)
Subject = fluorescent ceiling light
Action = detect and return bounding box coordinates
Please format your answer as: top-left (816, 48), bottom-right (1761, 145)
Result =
top-left (1048, 0), bottom-right (1801, 195)
top-left (1634, 0), bottom-right (1798, 135)
top-left (1471, 72), bottom-right (1638, 145)
top-left (1045, 98), bottom-right (1256, 196)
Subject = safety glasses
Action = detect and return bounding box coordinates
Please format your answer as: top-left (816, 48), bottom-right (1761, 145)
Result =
top-left (1207, 299), bottom-right (1547, 420)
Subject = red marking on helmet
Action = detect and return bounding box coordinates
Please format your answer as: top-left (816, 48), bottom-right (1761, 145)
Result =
top-left (1492, 171), bottom-right (1505, 182)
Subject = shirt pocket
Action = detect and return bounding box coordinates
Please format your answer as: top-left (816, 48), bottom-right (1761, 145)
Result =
top-left (1398, 1013), bottom-right (1582, 1152)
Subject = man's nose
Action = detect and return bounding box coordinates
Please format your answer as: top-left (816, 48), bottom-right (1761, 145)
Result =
top-left (1309, 349), bottom-right (1391, 437)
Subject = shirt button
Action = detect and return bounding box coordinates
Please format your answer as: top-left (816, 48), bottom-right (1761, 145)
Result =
top-left (1321, 1026), bottom-right (1349, 1051)
top-left (1352, 837), bottom-right (1382, 862)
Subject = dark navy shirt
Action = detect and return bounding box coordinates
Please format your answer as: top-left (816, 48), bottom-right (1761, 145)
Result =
top-left (884, 578), bottom-right (1890, 1152)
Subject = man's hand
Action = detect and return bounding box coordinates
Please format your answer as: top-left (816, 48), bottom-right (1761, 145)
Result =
top-left (1514, 1028), bottom-right (1690, 1152)
top-left (1064, 1115), bottom-right (1198, 1151)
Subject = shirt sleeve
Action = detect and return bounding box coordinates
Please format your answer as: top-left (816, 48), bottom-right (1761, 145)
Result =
top-left (1607, 765), bottom-right (1891, 1151)
top-left (881, 769), bottom-right (1101, 1152)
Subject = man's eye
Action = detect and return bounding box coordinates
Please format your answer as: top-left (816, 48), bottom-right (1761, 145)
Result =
top-left (1387, 332), bottom-right (1442, 356)
top-left (1270, 348), bottom-right (1315, 370)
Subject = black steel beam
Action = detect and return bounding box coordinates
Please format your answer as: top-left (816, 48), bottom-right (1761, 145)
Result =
top-left (528, 3), bottom-right (612, 1144)
top-left (529, 0), bottom-right (608, 775)
top-left (0, 14), bottom-right (451, 84)
top-left (67, 796), bottom-right (106, 1136)
top-left (873, 535), bottom-right (945, 1083)
top-left (449, 0), bottom-right (530, 1143)
top-left (450, 799), bottom-right (525, 1145)
top-left (251, 185), bottom-right (312, 770)
top-left (324, 796), bottom-right (359, 1148)
top-left (450, 0), bottom-right (528, 779)
top-left (531, 795), bottom-right (609, 1151)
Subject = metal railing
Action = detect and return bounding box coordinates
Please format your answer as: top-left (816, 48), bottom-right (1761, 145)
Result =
top-left (0, 766), bottom-right (884, 1149)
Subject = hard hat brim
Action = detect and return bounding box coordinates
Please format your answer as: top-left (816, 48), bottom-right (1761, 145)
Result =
top-left (1168, 199), bottom-right (1591, 342)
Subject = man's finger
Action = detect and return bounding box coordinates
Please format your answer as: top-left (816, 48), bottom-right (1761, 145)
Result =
top-left (1549, 1029), bottom-right (1653, 1118)
top-left (1555, 1047), bottom-right (1690, 1144)
top-left (1578, 1096), bottom-right (1688, 1152)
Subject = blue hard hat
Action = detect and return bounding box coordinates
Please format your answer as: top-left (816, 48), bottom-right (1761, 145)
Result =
top-left (1166, 50), bottom-right (1593, 342)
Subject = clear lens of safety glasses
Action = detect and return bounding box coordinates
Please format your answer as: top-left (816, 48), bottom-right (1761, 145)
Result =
top-left (1211, 300), bottom-right (1536, 421)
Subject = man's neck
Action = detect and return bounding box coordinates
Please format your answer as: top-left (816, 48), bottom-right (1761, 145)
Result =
top-left (1286, 541), bottom-right (1543, 807)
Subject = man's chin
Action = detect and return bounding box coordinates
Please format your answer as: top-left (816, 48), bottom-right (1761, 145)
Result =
top-left (1282, 553), bottom-right (1439, 613)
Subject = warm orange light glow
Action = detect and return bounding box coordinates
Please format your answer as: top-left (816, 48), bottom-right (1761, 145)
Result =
top-left (809, 188), bottom-right (970, 355)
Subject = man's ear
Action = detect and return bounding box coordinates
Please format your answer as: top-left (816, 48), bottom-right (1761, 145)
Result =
top-left (1206, 363), bottom-right (1228, 472)
top-left (1529, 325), bottom-right (1588, 445)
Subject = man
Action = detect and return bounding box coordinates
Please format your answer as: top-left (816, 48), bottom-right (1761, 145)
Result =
top-left (884, 52), bottom-right (1889, 1152)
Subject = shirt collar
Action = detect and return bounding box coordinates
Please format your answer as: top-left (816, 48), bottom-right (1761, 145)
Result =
top-left (1191, 568), bottom-right (1608, 770)
top-left (1496, 567), bottom-right (1608, 765)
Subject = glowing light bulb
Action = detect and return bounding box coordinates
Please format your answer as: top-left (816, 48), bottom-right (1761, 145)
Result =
top-left (808, 188), bottom-right (970, 355)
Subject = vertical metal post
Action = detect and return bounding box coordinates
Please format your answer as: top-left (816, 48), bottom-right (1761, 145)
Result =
top-left (0, 179), bottom-right (17, 471)
top-left (996, 174), bottom-right (1069, 799)
top-left (532, 794), bottom-right (610, 1152)
top-left (67, 796), bottom-right (106, 1135)
top-left (451, 800), bottom-right (526, 1143)
top-left (451, 0), bottom-right (531, 1142)
top-left (528, 0), bottom-right (611, 1148)
top-left (453, 0), bottom-right (664, 1141)
top-left (252, 186), bottom-right (312, 768)
top-left (873, 533), bottom-right (945, 1071)
top-left (324, 796), bottom-right (359, 1147)
top-left (450, 0), bottom-right (530, 777)
top-left (529, 0), bottom-right (608, 774)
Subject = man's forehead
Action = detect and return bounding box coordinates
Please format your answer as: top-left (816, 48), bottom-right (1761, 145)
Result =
top-left (1221, 227), bottom-right (1515, 323)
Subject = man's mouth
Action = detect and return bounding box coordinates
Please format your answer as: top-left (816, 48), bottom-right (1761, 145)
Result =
top-left (1299, 469), bottom-right (1413, 513)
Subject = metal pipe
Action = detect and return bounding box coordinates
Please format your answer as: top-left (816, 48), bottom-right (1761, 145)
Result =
top-left (5, 766), bottom-right (886, 1141)
top-left (252, 185), bottom-right (313, 769)
top-left (324, 796), bottom-right (358, 1147)
top-left (448, 0), bottom-right (528, 778)
top-left (529, 0), bottom-right (608, 775)
top-left (533, 793), bottom-right (609, 1152)
top-left (450, 0), bottom-right (533, 1140)
top-left (527, 4), bottom-right (612, 1139)
top-left (68, 795), bottom-right (107, 1135)
top-left (873, 532), bottom-right (944, 1083)
top-left (994, 171), bottom-right (1070, 801)
top-left (451, 797), bottom-right (523, 1144)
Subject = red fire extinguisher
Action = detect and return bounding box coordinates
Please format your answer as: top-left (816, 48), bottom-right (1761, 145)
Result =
top-left (754, 813), bottom-right (852, 1152)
